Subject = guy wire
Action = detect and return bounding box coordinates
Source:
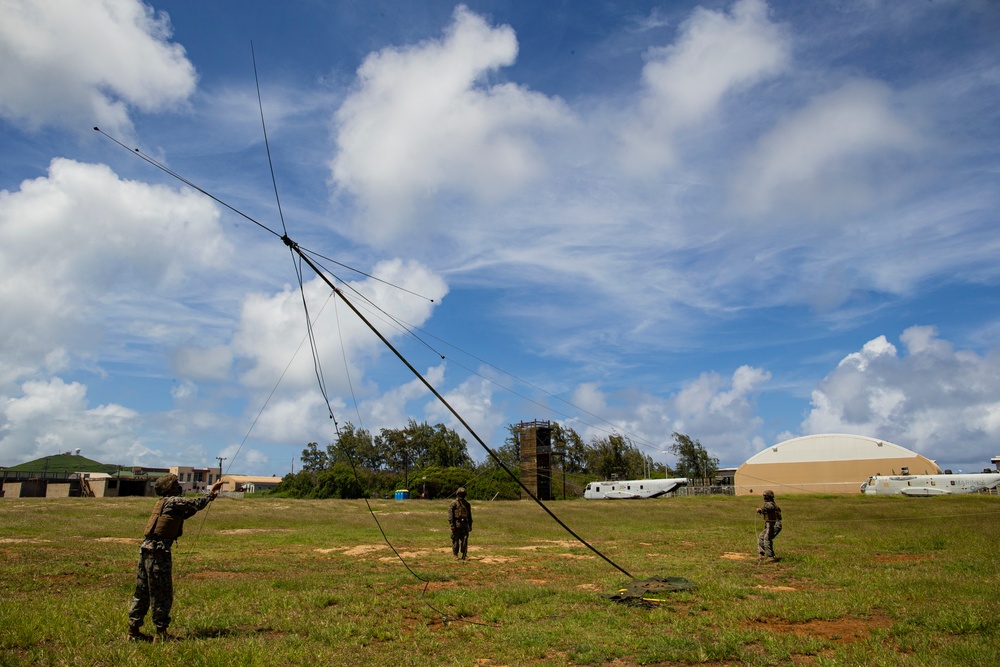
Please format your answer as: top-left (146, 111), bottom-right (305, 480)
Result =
top-left (302, 247), bottom-right (666, 454)
top-left (288, 239), bottom-right (635, 579)
top-left (96, 120), bottom-right (637, 581)
top-left (247, 45), bottom-right (516, 618)
top-left (319, 289), bottom-right (499, 627)
top-left (184, 289), bottom-right (338, 554)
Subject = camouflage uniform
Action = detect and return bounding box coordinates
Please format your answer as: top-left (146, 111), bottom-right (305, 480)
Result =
top-left (756, 490), bottom-right (782, 559)
top-left (448, 488), bottom-right (473, 560)
top-left (127, 475), bottom-right (217, 640)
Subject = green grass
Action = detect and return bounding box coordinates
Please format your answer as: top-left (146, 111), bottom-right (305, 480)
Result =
top-left (2, 494), bottom-right (999, 666)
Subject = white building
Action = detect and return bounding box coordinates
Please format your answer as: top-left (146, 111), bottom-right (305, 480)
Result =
top-left (219, 474), bottom-right (282, 494)
top-left (170, 466), bottom-right (222, 493)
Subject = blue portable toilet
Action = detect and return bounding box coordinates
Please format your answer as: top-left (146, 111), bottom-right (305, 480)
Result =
top-left (394, 489), bottom-right (409, 500)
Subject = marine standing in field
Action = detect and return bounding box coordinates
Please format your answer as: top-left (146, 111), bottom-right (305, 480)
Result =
top-left (126, 474), bottom-right (224, 642)
top-left (448, 487), bottom-right (473, 560)
top-left (755, 489), bottom-right (782, 561)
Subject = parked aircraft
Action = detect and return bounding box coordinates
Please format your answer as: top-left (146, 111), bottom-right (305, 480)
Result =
top-left (861, 473), bottom-right (1000, 496)
top-left (583, 477), bottom-right (688, 499)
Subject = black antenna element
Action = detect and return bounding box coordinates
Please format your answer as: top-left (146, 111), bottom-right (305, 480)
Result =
top-left (95, 132), bottom-right (635, 580)
top-left (92, 128), bottom-right (433, 300)
top-left (283, 235), bottom-right (634, 578)
top-left (251, 42), bottom-right (289, 239)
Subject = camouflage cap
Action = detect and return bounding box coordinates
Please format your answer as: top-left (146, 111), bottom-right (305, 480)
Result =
top-left (155, 474), bottom-right (180, 496)
top-left (456, 487), bottom-right (467, 497)
top-left (762, 489), bottom-right (774, 499)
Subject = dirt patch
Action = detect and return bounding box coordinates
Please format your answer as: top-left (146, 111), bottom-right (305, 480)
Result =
top-left (477, 555), bottom-right (515, 565)
top-left (219, 528), bottom-right (291, 535)
top-left (755, 584), bottom-right (797, 591)
top-left (408, 580), bottom-right (458, 593)
top-left (748, 614), bottom-right (893, 643)
top-left (426, 617), bottom-right (448, 632)
top-left (874, 554), bottom-right (929, 563)
top-left (342, 544), bottom-right (388, 556)
top-left (0, 538), bottom-right (51, 544)
top-left (721, 552), bottom-right (751, 560)
top-left (514, 540), bottom-right (580, 551)
top-left (378, 549), bottom-right (434, 560)
top-left (94, 537), bottom-right (135, 544)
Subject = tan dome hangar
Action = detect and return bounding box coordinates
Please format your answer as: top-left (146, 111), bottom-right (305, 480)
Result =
top-left (734, 433), bottom-right (941, 495)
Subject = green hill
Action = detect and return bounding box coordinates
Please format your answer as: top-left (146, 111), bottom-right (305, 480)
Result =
top-left (5, 454), bottom-right (120, 475)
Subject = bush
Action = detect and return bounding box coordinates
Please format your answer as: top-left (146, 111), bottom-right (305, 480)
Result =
top-left (269, 471), bottom-right (316, 498)
top-left (466, 468), bottom-right (521, 500)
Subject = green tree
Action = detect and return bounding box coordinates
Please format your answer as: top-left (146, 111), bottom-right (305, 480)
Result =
top-left (377, 425), bottom-right (412, 481)
top-left (551, 422), bottom-right (587, 473)
top-left (668, 432), bottom-right (719, 482)
top-left (312, 463), bottom-right (365, 499)
top-left (490, 424), bottom-right (522, 471)
top-left (374, 419), bottom-right (472, 484)
top-left (421, 423), bottom-right (473, 468)
top-left (409, 465), bottom-right (473, 499)
top-left (270, 470), bottom-right (317, 498)
top-left (329, 423), bottom-right (382, 470)
top-left (586, 433), bottom-right (647, 480)
top-left (300, 442), bottom-right (330, 472)
top-left (466, 466), bottom-right (522, 500)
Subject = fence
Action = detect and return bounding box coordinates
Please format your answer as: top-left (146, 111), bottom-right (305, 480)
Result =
top-left (675, 485), bottom-right (735, 497)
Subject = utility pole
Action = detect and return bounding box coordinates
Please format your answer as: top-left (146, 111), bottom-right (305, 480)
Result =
top-left (216, 456), bottom-right (226, 479)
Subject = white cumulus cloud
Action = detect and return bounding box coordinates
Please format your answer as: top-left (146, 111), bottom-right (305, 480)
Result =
top-left (0, 0), bottom-right (196, 133)
top-left (732, 79), bottom-right (920, 217)
top-left (0, 377), bottom-right (147, 465)
top-left (568, 365), bottom-right (771, 467)
top-left (330, 4), bottom-right (571, 238)
top-left (0, 158), bottom-right (231, 389)
top-left (802, 326), bottom-right (1000, 468)
top-left (232, 259), bottom-right (448, 393)
top-left (621, 0), bottom-right (790, 172)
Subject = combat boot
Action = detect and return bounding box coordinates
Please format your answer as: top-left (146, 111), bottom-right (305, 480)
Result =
top-left (126, 626), bottom-right (152, 642)
top-left (152, 630), bottom-right (171, 644)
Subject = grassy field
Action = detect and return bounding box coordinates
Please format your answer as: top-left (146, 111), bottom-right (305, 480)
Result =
top-left (1, 493), bottom-right (999, 666)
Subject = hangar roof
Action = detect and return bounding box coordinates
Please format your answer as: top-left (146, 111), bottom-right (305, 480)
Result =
top-left (745, 433), bottom-right (925, 465)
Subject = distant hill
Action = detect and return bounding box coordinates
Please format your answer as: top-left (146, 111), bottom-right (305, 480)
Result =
top-left (5, 454), bottom-right (120, 475)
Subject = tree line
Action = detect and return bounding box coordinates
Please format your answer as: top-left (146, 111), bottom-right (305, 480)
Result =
top-left (270, 419), bottom-right (719, 500)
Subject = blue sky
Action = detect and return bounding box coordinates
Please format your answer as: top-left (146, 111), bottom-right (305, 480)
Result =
top-left (1, 0), bottom-right (999, 476)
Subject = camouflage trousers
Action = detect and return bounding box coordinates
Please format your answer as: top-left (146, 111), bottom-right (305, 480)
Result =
top-left (127, 548), bottom-right (173, 632)
top-left (451, 526), bottom-right (470, 558)
top-left (757, 520), bottom-right (782, 558)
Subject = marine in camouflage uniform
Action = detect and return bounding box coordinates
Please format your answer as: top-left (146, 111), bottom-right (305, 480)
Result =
top-left (448, 487), bottom-right (473, 560)
top-left (755, 489), bottom-right (782, 560)
top-left (126, 474), bottom-right (223, 642)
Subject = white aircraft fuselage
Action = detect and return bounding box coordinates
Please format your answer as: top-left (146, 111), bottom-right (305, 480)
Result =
top-left (861, 473), bottom-right (1000, 496)
top-left (583, 477), bottom-right (688, 499)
